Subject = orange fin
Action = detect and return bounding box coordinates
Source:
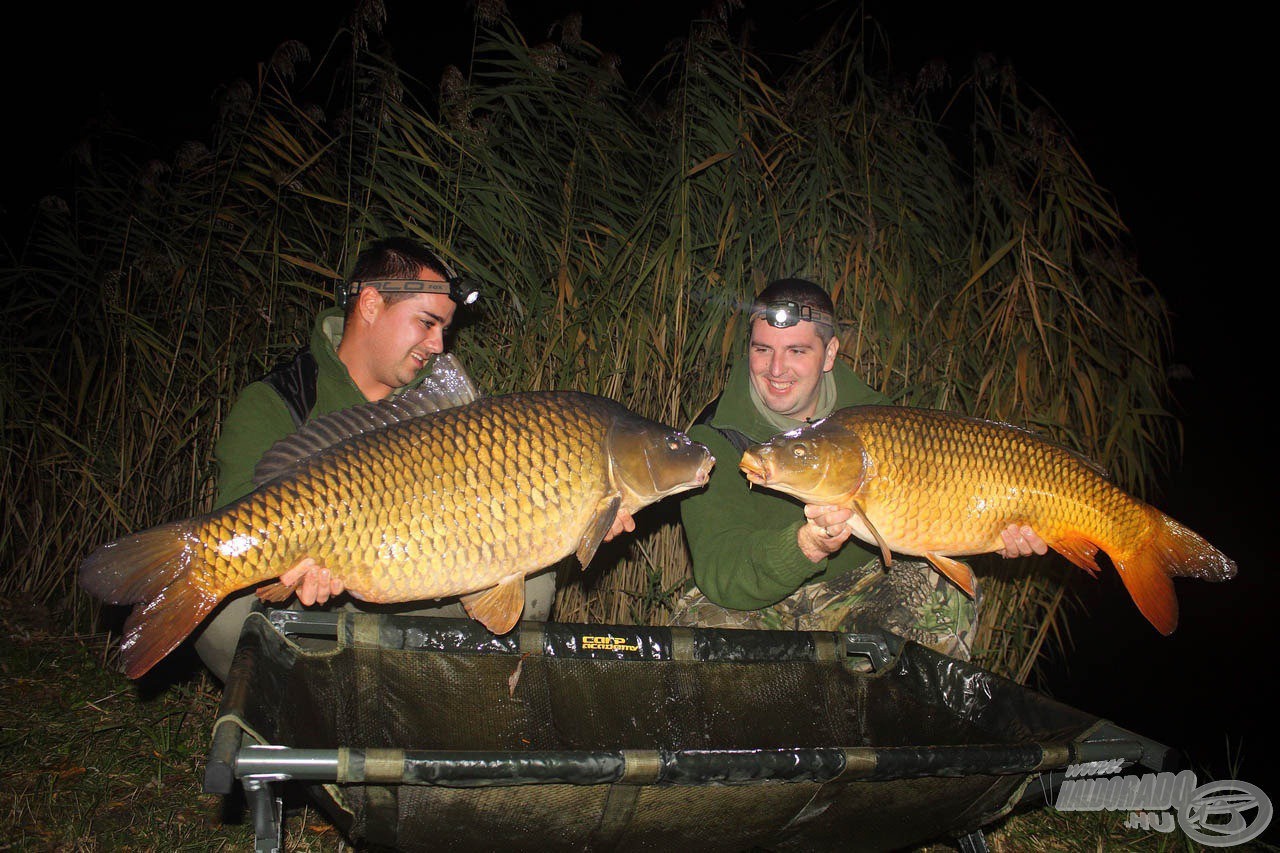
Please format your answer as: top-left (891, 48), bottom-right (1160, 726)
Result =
top-left (118, 574), bottom-right (219, 679)
top-left (1051, 533), bottom-right (1103, 577)
top-left (462, 575), bottom-right (526, 635)
top-left (1112, 551), bottom-right (1179, 636)
top-left (255, 582), bottom-right (296, 603)
top-left (1111, 510), bottom-right (1237, 636)
top-left (850, 500), bottom-right (893, 567)
top-left (1146, 513), bottom-right (1237, 581)
top-left (924, 552), bottom-right (979, 599)
top-left (80, 521), bottom-right (222, 679)
top-left (576, 494), bottom-right (621, 569)
top-left (79, 521), bottom-right (192, 605)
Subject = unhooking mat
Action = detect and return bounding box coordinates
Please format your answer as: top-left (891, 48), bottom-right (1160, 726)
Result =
top-left (205, 608), bottom-right (1168, 852)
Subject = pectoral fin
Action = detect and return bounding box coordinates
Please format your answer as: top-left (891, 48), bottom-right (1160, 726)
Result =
top-left (925, 552), bottom-right (980, 600)
top-left (462, 574), bottom-right (526, 635)
top-left (576, 494), bottom-right (621, 569)
top-left (1050, 533), bottom-right (1103, 577)
top-left (850, 500), bottom-right (893, 567)
top-left (255, 581), bottom-right (296, 603)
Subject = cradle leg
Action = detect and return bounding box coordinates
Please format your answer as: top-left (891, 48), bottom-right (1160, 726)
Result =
top-left (244, 776), bottom-right (284, 853)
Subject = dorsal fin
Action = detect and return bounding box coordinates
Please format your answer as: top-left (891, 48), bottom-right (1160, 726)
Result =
top-left (253, 353), bottom-right (480, 486)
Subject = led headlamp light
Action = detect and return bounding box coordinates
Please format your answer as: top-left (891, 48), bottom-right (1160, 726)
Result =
top-left (750, 300), bottom-right (834, 330)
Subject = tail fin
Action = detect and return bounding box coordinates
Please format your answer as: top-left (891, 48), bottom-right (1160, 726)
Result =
top-left (1113, 510), bottom-right (1237, 636)
top-left (80, 522), bottom-right (219, 678)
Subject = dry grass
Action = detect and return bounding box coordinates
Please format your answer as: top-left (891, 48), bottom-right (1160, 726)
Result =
top-left (0, 601), bottom-right (343, 851)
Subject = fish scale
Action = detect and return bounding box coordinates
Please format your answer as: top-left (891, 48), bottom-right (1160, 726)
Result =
top-left (216, 395), bottom-right (601, 602)
top-left (855, 408), bottom-right (1148, 557)
top-left (79, 389), bottom-right (715, 678)
top-left (739, 404), bottom-right (1235, 635)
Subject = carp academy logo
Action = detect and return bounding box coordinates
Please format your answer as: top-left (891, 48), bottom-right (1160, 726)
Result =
top-left (580, 633), bottom-right (640, 653)
top-left (1055, 764), bottom-right (1273, 847)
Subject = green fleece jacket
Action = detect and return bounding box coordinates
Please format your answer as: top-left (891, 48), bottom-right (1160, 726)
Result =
top-left (213, 307), bottom-right (439, 508)
top-left (679, 357), bottom-right (890, 610)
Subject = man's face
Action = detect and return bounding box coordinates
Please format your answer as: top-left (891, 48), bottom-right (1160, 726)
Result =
top-left (747, 317), bottom-right (838, 421)
top-left (365, 267), bottom-right (457, 392)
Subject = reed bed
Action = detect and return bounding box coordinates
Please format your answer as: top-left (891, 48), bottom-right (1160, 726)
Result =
top-left (0, 0), bottom-right (1175, 681)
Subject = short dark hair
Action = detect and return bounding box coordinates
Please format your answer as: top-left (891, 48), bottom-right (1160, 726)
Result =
top-left (348, 237), bottom-right (454, 283)
top-left (750, 277), bottom-right (836, 343)
top-left (344, 237), bottom-right (456, 315)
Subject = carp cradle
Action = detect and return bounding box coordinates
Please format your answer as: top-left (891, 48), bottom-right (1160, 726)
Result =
top-left (205, 606), bottom-right (1170, 852)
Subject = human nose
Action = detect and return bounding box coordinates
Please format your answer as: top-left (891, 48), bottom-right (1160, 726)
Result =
top-left (425, 327), bottom-right (445, 354)
top-left (768, 350), bottom-right (786, 376)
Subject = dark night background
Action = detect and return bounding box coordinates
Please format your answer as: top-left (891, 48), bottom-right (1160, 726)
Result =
top-left (4, 0), bottom-right (1271, 839)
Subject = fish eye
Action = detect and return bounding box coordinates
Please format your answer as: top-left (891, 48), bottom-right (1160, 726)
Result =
top-left (792, 444), bottom-right (806, 457)
top-left (667, 436), bottom-right (682, 451)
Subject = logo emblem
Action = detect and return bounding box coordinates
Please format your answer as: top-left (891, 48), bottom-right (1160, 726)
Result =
top-left (1178, 780), bottom-right (1272, 847)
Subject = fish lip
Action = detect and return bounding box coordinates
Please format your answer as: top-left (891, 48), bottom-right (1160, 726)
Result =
top-left (697, 454), bottom-right (715, 485)
top-left (738, 454), bottom-right (768, 485)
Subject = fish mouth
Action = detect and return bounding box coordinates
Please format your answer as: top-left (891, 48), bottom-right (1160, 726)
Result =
top-left (738, 452), bottom-right (769, 485)
top-left (694, 454), bottom-right (716, 486)
top-left (651, 452), bottom-right (716, 497)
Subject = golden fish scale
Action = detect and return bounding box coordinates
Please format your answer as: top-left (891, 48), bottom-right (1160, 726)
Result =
top-left (192, 394), bottom-right (615, 601)
top-left (846, 408), bottom-right (1154, 556)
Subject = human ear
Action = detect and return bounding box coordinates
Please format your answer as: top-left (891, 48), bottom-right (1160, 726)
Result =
top-left (357, 286), bottom-right (384, 322)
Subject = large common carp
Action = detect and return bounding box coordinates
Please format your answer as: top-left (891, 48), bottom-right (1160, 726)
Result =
top-left (80, 365), bottom-right (714, 678)
top-left (738, 405), bottom-right (1235, 635)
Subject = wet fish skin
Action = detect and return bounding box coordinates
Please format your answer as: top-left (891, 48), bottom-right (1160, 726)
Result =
top-left (80, 390), bottom-right (714, 678)
top-left (738, 405), bottom-right (1236, 635)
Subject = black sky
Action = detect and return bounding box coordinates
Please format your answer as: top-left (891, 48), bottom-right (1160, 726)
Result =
top-left (4, 0), bottom-right (1271, 833)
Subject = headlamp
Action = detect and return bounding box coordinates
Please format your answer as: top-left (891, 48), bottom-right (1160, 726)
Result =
top-left (339, 255), bottom-right (481, 309)
top-left (750, 300), bottom-right (834, 330)
top-left (340, 278), bottom-right (481, 308)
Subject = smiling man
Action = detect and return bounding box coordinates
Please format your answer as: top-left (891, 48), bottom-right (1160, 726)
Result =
top-left (191, 237), bottom-right (631, 682)
top-left (674, 278), bottom-right (1044, 658)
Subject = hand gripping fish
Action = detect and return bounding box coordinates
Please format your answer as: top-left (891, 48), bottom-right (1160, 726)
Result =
top-left (80, 357), bottom-right (715, 678)
top-left (738, 405), bottom-right (1235, 635)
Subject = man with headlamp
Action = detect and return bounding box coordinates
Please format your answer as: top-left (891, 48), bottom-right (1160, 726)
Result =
top-left (193, 237), bottom-right (632, 682)
top-left (674, 278), bottom-right (1045, 657)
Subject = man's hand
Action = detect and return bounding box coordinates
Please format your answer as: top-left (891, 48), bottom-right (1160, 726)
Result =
top-left (797, 504), bottom-right (853, 562)
top-left (278, 557), bottom-right (345, 606)
top-left (996, 524), bottom-right (1048, 558)
top-left (603, 508), bottom-right (637, 542)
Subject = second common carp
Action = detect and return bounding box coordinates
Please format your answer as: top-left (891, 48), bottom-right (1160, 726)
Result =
top-left (81, 372), bottom-right (715, 678)
top-left (738, 405), bottom-right (1235, 635)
